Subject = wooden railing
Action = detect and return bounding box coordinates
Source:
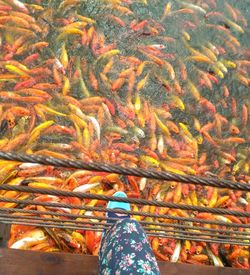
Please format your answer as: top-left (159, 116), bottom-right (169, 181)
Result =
top-left (0, 223), bottom-right (249, 275)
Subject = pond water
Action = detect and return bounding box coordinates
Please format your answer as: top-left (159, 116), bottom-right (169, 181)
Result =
top-left (0, 0), bottom-right (249, 267)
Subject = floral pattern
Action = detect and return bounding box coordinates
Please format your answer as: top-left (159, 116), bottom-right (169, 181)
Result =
top-left (99, 218), bottom-right (160, 275)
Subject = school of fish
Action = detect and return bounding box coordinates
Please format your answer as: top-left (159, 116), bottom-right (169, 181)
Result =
top-left (0, 0), bottom-right (249, 268)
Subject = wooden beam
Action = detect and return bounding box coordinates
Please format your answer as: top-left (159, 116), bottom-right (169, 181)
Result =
top-left (0, 223), bottom-right (10, 248)
top-left (0, 248), bottom-right (248, 275)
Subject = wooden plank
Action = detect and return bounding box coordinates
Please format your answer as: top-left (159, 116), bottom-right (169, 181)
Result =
top-left (0, 223), bottom-right (10, 248)
top-left (0, 248), bottom-right (248, 275)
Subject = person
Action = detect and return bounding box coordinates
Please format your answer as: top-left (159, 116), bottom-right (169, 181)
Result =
top-left (99, 191), bottom-right (160, 275)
